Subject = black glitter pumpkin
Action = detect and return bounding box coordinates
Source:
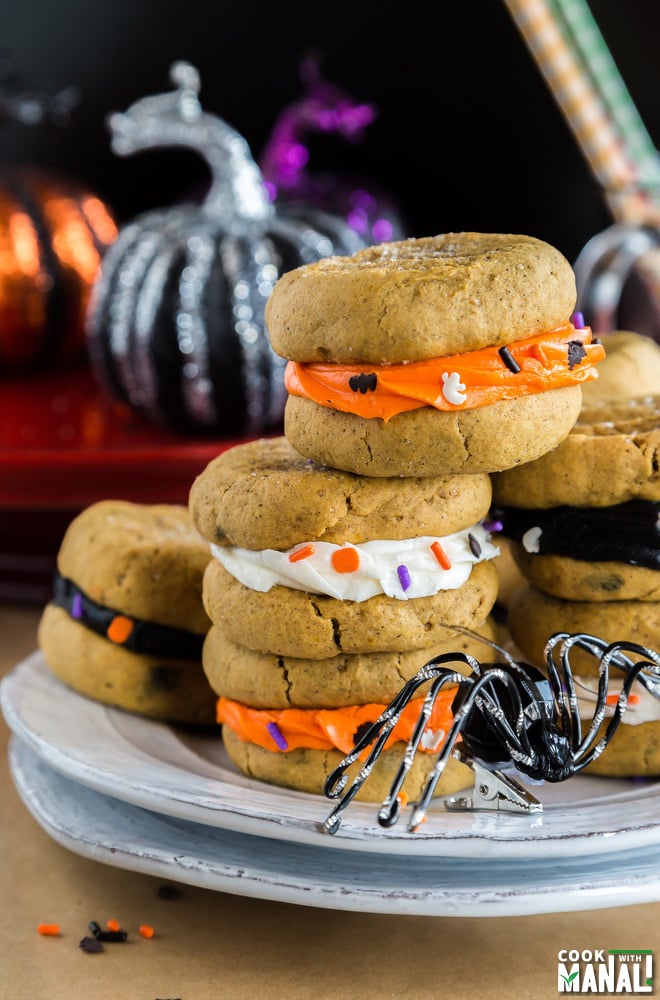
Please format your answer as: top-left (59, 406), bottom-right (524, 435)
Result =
top-left (85, 63), bottom-right (366, 436)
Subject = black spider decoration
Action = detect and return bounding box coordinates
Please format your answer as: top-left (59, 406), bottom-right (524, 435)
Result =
top-left (322, 631), bottom-right (660, 835)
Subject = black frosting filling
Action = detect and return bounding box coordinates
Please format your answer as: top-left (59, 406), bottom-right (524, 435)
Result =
top-left (53, 575), bottom-right (205, 659)
top-left (491, 500), bottom-right (660, 570)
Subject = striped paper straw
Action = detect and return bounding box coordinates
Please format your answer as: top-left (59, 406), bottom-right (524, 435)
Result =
top-left (549, 0), bottom-right (660, 184)
top-left (503, 0), bottom-right (660, 224)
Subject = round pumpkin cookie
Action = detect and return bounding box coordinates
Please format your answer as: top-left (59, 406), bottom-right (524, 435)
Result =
top-left (266, 233), bottom-right (577, 363)
top-left (38, 605), bottom-right (215, 725)
top-left (189, 435), bottom-right (493, 550)
top-left (202, 617), bottom-right (499, 709)
top-left (507, 584), bottom-right (660, 778)
top-left (508, 544), bottom-right (660, 602)
top-left (266, 233), bottom-right (604, 477)
top-left (38, 500), bottom-right (215, 723)
top-left (492, 395), bottom-right (660, 509)
top-left (203, 557), bottom-right (498, 659)
top-left (580, 330), bottom-right (660, 407)
top-left (284, 386), bottom-right (583, 477)
top-left (221, 727), bottom-right (473, 802)
top-left (507, 583), bottom-right (660, 676)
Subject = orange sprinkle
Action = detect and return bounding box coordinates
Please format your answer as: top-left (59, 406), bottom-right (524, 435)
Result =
top-left (106, 615), bottom-right (134, 644)
top-left (138, 924), bottom-right (155, 939)
top-left (106, 919), bottom-right (121, 932)
top-left (331, 546), bottom-right (360, 574)
top-left (37, 923), bottom-right (60, 936)
top-left (430, 541), bottom-right (452, 570)
top-left (397, 791), bottom-right (409, 807)
top-left (289, 543), bottom-right (315, 563)
top-left (606, 692), bottom-right (640, 707)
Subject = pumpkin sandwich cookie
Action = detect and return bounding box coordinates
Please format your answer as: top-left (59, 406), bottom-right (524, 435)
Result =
top-left (265, 233), bottom-right (605, 477)
top-left (191, 437), bottom-right (500, 798)
top-left (38, 500), bottom-right (216, 725)
top-left (491, 396), bottom-right (660, 777)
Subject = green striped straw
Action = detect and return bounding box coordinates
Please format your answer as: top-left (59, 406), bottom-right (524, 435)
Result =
top-left (548, 0), bottom-right (660, 188)
top-left (504, 0), bottom-right (660, 222)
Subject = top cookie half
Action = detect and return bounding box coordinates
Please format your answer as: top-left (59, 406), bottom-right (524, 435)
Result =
top-left (265, 233), bottom-right (577, 363)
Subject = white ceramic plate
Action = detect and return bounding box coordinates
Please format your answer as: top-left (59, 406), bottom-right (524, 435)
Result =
top-left (10, 735), bottom-right (660, 917)
top-left (3, 653), bottom-right (660, 859)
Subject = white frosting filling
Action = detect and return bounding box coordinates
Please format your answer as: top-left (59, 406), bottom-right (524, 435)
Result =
top-left (575, 676), bottom-right (660, 726)
top-left (211, 524), bottom-right (499, 602)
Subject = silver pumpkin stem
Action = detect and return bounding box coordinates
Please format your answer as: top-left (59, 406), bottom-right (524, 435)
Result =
top-left (106, 61), bottom-right (273, 231)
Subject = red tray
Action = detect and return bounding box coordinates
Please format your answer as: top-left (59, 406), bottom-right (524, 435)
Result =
top-left (0, 364), bottom-right (255, 601)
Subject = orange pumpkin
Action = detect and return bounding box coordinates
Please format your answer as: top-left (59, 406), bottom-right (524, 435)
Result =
top-left (0, 166), bottom-right (116, 373)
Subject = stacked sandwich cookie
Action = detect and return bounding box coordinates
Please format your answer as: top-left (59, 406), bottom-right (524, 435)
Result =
top-left (38, 500), bottom-right (216, 725)
top-left (192, 232), bottom-right (604, 800)
top-left (491, 395), bottom-right (660, 777)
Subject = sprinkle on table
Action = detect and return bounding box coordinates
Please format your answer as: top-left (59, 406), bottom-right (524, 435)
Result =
top-left (106, 615), bottom-right (135, 644)
top-left (138, 923), bottom-right (155, 939)
top-left (37, 923), bottom-right (60, 936)
top-left (79, 936), bottom-right (104, 954)
top-left (430, 541), bottom-right (452, 570)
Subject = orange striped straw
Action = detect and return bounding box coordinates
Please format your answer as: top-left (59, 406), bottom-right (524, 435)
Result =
top-left (503, 0), bottom-right (660, 225)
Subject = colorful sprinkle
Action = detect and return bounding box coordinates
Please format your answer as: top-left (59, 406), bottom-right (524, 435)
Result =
top-left (266, 721), bottom-right (289, 751)
top-left (89, 919), bottom-right (127, 942)
top-left (396, 564), bottom-right (411, 591)
top-left (567, 340), bottom-right (587, 369)
top-left (468, 533), bottom-right (482, 558)
top-left (430, 541), bottom-right (452, 570)
top-left (571, 311), bottom-right (585, 329)
top-left (106, 615), bottom-right (134, 644)
top-left (71, 592), bottom-right (83, 619)
top-left (331, 546), bottom-right (360, 573)
top-left (37, 923), bottom-right (60, 936)
top-left (138, 924), bottom-right (155, 939)
top-left (289, 543), bottom-right (315, 563)
top-left (606, 692), bottom-right (640, 707)
top-left (397, 791), bottom-right (409, 807)
top-left (348, 372), bottom-right (378, 393)
top-left (106, 919), bottom-right (121, 932)
top-left (79, 936), bottom-right (104, 953)
top-left (483, 519), bottom-right (503, 533)
top-left (498, 345), bottom-right (521, 373)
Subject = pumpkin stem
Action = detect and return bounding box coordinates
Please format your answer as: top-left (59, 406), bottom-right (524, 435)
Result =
top-left (106, 61), bottom-right (273, 230)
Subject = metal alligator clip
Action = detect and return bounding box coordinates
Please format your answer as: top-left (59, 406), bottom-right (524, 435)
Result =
top-left (444, 749), bottom-right (543, 814)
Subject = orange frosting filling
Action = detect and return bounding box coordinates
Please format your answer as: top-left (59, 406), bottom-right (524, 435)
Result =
top-left (284, 325), bottom-right (605, 421)
top-left (217, 690), bottom-right (457, 755)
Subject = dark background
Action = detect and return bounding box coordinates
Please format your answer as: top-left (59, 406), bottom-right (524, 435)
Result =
top-left (1, 0), bottom-right (658, 266)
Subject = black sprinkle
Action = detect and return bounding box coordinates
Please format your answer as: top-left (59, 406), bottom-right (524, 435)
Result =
top-left (353, 721), bottom-right (373, 745)
top-left (79, 936), bottom-right (104, 953)
top-left (157, 885), bottom-right (183, 900)
top-left (592, 336), bottom-right (602, 345)
top-left (498, 346), bottom-right (521, 373)
top-left (567, 340), bottom-right (587, 369)
top-left (88, 920), bottom-right (102, 937)
top-left (348, 373), bottom-right (378, 394)
top-left (468, 533), bottom-right (482, 557)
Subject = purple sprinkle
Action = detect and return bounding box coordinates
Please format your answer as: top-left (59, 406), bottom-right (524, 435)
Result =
top-left (71, 593), bottom-right (83, 619)
top-left (570, 310), bottom-right (585, 329)
top-left (483, 519), bottom-right (503, 533)
top-left (397, 564), bottom-right (411, 592)
top-left (266, 721), bottom-right (289, 751)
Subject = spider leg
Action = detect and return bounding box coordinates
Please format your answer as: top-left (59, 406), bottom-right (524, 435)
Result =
top-left (322, 654), bottom-right (474, 834)
top-left (377, 671), bottom-right (468, 828)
